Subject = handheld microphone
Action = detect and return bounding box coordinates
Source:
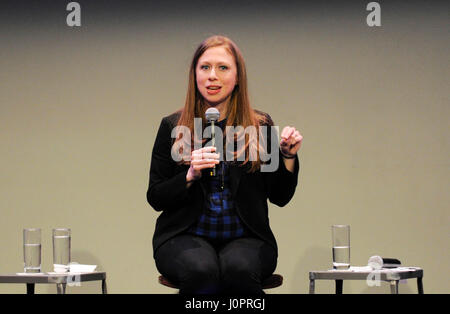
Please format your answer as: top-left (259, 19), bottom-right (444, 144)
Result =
top-left (205, 107), bottom-right (220, 176)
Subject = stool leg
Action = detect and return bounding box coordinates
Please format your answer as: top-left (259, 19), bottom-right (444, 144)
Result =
top-left (335, 280), bottom-right (343, 294)
top-left (417, 277), bottom-right (423, 294)
top-left (309, 279), bottom-right (315, 294)
top-left (57, 283), bottom-right (66, 294)
top-left (102, 279), bottom-right (108, 294)
top-left (390, 281), bottom-right (399, 294)
top-left (26, 283), bottom-right (35, 295)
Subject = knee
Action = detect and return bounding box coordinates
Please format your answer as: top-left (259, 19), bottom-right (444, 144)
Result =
top-left (179, 258), bottom-right (221, 294)
top-left (221, 256), bottom-right (256, 281)
top-left (184, 259), bottom-right (220, 281)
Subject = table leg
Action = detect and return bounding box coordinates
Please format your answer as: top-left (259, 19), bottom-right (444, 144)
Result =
top-left (335, 280), bottom-right (343, 294)
top-left (389, 281), bottom-right (399, 294)
top-left (102, 279), bottom-right (107, 294)
top-left (309, 279), bottom-right (315, 294)
top-left (57, 283), bottom-right (67, 294)
top-left (417, 277), bottom-right (424, 294)
top-left (26, 283), bottom-right (35, 295)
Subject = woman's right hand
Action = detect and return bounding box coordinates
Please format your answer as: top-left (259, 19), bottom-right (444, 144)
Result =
top-left (186, 146), bottom-right (220, 183)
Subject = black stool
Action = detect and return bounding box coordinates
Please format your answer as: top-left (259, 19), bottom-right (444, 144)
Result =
top-left (158, 274), bottom-right (283, 290)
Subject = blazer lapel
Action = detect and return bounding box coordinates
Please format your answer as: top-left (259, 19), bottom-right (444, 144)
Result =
top-left (198, 162), bottom-right (243, 199)
top-left (229, 163), bottom-right (243, 199)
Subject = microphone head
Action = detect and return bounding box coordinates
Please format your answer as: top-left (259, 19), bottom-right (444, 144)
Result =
top-left (205, 107), bottom-right (220, 122)
top-left (368, 255), bottom-right (383, 270)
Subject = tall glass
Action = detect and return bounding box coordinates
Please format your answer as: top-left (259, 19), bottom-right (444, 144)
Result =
top-left (23, 228), bottom-right (42, 273)
top-left (52, 228), bottom-right (71, 273)
top-left (331, 225), bottom-right (350, 270)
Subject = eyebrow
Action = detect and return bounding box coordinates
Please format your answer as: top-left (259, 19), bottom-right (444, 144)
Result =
top-left (198, 60), bottom-right (232, 66)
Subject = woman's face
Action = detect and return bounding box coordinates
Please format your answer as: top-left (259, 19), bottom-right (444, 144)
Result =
top-left (196, 46), bottom-right (238, 109)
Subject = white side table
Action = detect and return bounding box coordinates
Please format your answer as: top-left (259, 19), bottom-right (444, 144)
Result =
top-left (309, 267), bottom-right (423, 294)
top-left (0, 272), bottom-right (107, 294)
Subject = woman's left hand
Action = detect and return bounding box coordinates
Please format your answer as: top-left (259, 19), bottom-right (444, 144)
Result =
top-left (280, 126), bottom-right (303, 158)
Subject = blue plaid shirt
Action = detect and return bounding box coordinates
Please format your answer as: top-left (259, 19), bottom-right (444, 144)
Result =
top-left (189, 120), bottom-right (247, 240)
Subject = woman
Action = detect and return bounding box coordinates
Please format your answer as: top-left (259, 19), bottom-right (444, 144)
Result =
top-left (147, 35), bottom-right (302, 294)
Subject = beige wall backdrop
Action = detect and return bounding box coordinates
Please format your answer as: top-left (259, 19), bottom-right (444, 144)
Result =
top-left (0, 1), bottom-right (448, 293)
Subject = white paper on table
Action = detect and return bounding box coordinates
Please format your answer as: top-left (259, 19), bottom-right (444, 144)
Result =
top-left (69, 264), bottom-right (97, 273)
top-left (349, 266), bottom-right (373, 272)
top-left (328, 266), bottom-right (372, 272)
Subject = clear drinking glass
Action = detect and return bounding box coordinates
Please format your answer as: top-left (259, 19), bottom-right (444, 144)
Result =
top-left (52, 228), bottom-right (71, 273)
top-left (331, 225), bottom-right (350, 270)
top-left (23, 228), bottom-right (42, 273)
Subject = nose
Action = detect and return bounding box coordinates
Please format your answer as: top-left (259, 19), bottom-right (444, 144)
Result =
top-left (208, 68), bottom-right (218, 80)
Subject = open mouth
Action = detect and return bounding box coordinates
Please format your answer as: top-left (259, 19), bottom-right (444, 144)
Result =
top-left (206, 86), bottom-right (222, 95)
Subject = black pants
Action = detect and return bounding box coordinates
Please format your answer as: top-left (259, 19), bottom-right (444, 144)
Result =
top-left (155, 234), bottom-right (277, 295)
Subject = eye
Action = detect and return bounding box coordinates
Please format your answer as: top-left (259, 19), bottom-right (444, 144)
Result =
top-left (219, 65), bottom-right (228, 71)
top-left (200, 65), bottom-right (210, 70)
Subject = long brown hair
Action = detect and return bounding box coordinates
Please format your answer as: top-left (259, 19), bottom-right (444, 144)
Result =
top-left (175, 35), bottom-right (267, 172)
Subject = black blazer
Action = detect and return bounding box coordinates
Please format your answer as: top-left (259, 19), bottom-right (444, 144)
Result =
top-left (147, 111), bottom-right (300, 257)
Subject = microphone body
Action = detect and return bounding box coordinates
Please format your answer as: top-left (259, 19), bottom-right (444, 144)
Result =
top-left (209, 120), bottom-right (216, 177)
top-left (205, 108), bottom-right (220, 177)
